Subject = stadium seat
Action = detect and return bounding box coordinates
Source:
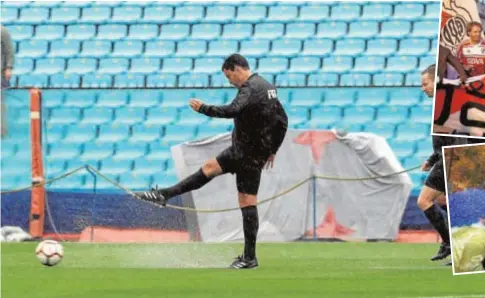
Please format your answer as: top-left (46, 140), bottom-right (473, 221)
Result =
top-left (307, 73), bottom-right (339, 86)
top-left (113, 74), bottom-right (145, 88)
top-left (50, 74), bottom-right (81, 88)
top-left (45, 160), bottom-right (67, 178)
top-left (48, 108), bottom-right (82, 125)
top-left (270, 39), bottom-right (302, 57)
top-left (334, 39), bottom-right (366, 56)
top-left (240, 40), bottom-right (270, 58)
top-left (143, 6), bottom-right (173, 23)
top-left (98, 24), bottom-right (127, 40)
top-left (210, 73), bottom-right (232, 87)
top-left (160, 90), bottom-right (194, 108)
top-left (99, 157), bottom-right (133, 175)
top-left (380, 21), bottom-right (411, 38)
top-left (405, 72), bottom-right (421, 86)
top-left (197, 125), bottom-right (231, 139)
top-left (146, 142), bottom-right (173, 161)
top-left (80, 107), bottom-right (114, 125)
top-left (354, 56), bottom-right (385, 73)
top-left (205, 5), bottom-right (236, 23)
top-left (388, 88), bottom-right (421, 106)
top-left (286, 23), bottom-right (315, 39)
top-left (49, 40), bottom-right (80, 58)
top-left (145, 107), bottom-right (177, 125)
top-left (364, 123), bottom-right (395, 139)
top-left (160, 24), bottom-right (190, 40)
top-left (410, 106), bottom-right (433, 124)
top-left (375, 106), bottom-right (409, 124)
top-left (291, 89), bottom-right (323, 107)
top-left (97, 90), bottom-right (129, 107)
top-left (191, 23), bottom-right (221, 40)
top-left (393, 3), bottom-right (424, 20)
top-left (299, 4), bottom-right (330, 21)
top-left (112, 41), bottom-right (143, 58)
top-left (82, 74), bottom-right (113, 88)
top-left (267, 5), bottom-right (298, 22)
top-left (254, 23), bottom-right (284, 39)
top-left (173, 5), bottom-right (204, 23)
top-left (235, 5), bottom-right (267, 23)
top-left (402, 156), bottom-right (424, 170)
top-left (287, 106), bottom-right (310, 126)
top-left (419, 56), bottom-right (436, 71)
top-left (193, 89), bottom-right (228, 105)
top-left (257, 58), bottom-right (288, 74)
top-left (162, 58), bottom-right (192, 74)
top-left (7, 25), bottom-right (34, 40)
top-left (424, 3), bottom-right (441, 20)
top-left (396, 123), bottom-right (429, 141)
top-left (321, 56), bottom-right (352, 73)
top-left (289, 57), bottom-right (320, 73)
top-left (18, 8), bottom-right (49, 24)
top-left (50, 7), bottom-right (80, 24)
top-left (48, 143), bottom-right (81, 159)
top-left (128, 24), bottom-right (159, 40)
top-left (361, 3), bottom-right (392, 20)
top-left (118, 173), bottom-right (152, 190)
top-left (316, 22), bottom-right (347, 39)
top-left (340, 74), bottom-right (371, 86)
top-left (66, 24), bottom-right (96, 40)
top-left (343, 106), bottom-right (375, 124)
top-left (398, 38), bottom-right (430, 56)
top-left (34, 25), bottom-right (64, 40)
top-left (323, 89), bottom-right (356, 107)
top-left (301, 39), bottom-right (333, 57)
top-left (366, 38), bottom-right (397, 56)
top-left (331, 4), bottom-right (361, 21)
top-left (178, 108), bottom-right (209, 126)
top-left (98, 58), bottom-right (130, 74)
top-left (387, 140), bottom-right (416, 158)
top-left (175, 40), bottom-right (207, 57)
top-left (63, 125), bottom-right (97, 144)
top-left (130, 124), bottom-right (162, 142)
top-left (97, 125), bottom-right (130, 143)
top-left (112, 6), bottom-right (142, 23)
top-left (412, 21), bottom-right (439, 38)
top-left (193, 58), bottom-right (224, 74)
top-left (145, 41), bottom-right (176, 57)
top-left (373, 73), bottom-right (404, 86)
top-left (386, 56), bottom-right (418, 72)
top-left (162, 125), bottom-right (196, 144)
top-left (415, 139), bottom-right (433, 159)
top-left (307, 107), bottom-right (341, 126)
top-left (42, 90), bottom-right (65, 108)
top-left (178, 73), bottom-right (208, 88)
top-left (132, 158), bottom-right (166, 175)
top-left (347, 21), bottom-right (379, 38)
top-left (80, 7), bottom-right (111, 23)
top-left (112, 107), bottom-right (146, 125)
top-left (17, 40), bottom-right (48, 58)
top-left (1, 8), bottom-right (19, 24)
top-left (66, 58), bottom-right (97, 74)
top-left (146, 74), bottom-right (177, 88)
top-left (13, 58), bottom-right (34, 75)
top-left (207, 40), bottom-right (238, 57)
top-left (131, 58), bottom-right (161, 74)
top-left (127, 90), bottom-right (160, 108)
top-left (17, 74), bottom-right (49, 88)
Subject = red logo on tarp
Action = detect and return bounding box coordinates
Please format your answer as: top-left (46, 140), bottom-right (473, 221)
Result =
top-left (293, 130), bottom-right (337, 164)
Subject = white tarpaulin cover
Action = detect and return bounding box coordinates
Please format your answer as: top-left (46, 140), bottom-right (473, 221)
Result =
top-left (171, 130), bottom-right (412, 243)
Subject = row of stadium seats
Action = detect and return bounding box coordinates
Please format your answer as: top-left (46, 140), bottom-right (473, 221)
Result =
top-left (1, 3), bottom-right (440, 24)
top-left (6, 21), bottom-right (438, 42)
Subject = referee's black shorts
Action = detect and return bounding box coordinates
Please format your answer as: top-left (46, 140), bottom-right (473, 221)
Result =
top-left (424, 159), bottom-right (445, 193)
top-left (216, 145), bottom-right (270, 195)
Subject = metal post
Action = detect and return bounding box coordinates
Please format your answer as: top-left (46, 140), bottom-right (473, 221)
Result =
top-left (312, 175), bottom-right (317, 240)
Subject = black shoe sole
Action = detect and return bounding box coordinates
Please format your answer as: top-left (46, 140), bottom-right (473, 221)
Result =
top-left (430, 252), bottom-right (451, 261)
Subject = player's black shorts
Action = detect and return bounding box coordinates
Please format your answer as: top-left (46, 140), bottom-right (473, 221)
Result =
top-left (216, 146), bottom-right (270, 195)
top-left (424, 159), bottom-right (445, 193)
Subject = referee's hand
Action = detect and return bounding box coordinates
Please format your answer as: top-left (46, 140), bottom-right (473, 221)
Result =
top-left (265, 154), bottom-right (276, 169)
top-left (189, 98), bottom-right (203, 112)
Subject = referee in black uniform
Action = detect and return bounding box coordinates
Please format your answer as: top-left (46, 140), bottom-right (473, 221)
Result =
top-left (137, 54), bottom-right (288, 269)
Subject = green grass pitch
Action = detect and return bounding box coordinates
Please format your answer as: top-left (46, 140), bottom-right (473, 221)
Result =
top-left (2, 242), bottom-right (485, 298)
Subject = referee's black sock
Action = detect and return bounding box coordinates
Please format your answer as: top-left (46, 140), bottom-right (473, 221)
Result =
top-left (161, 168), bottom-right (212, 199)
top-left (424, 204), bottom-right (450, 245)
top-left (242, 205), bottom-right (259, 260)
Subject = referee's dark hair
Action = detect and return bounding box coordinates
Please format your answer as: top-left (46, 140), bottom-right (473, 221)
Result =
top-left (422, 64), bottom-right (436, 78)
top-left (222, 54), bottom-right (250, 71)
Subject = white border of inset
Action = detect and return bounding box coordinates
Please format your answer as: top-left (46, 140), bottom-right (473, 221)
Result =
top-left (442, 142), bottom-right (485, 276)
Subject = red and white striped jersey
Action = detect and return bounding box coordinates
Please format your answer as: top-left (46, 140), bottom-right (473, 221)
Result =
top-left (456, 39), bottom-right (485, 76)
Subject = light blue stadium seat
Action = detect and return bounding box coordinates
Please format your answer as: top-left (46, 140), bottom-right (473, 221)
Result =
top-left (387, 56), bottom-right (418, 72)
top-left (130, 58), bottom-right (160, 74)
top-left (207, 40), bottom-right (238, 57)
top-left (145, 41), bottom-right (175, 57)
top-left (98, 58), bottom-right (129, 74)
top-left (34, 25), bottom-right (64, 40)
top-left (388, 88), bottom-right (421, 106)
top-left (197, 126), bottom-right (231, 139)
top-left (133, 158), bottom-right (165, 175)
top-left (355, 89), bottom-right (388, 107)
top-left (160, 90), bottom-right (194, 108)
top-left (235, 5), bottom-right (266, 23)
top-left (18, 8), bottom-right (49, 24)
top-left (415, 139), bottom-right (433, 159)
top-left (80, 7), bottom-right (111, 23)
top-left (97, 125), bottom-right (130, 143)
top-left (299, 4), bottom-right (329, 21)
top-left (177, 108), bottom-right (209, 126)
top-left (193, 58), bottom-right (224, 74)
top-left (66, 58), bottom-right (97, 74)
top-left (405, 72), bottom-right (421, 86)
top-left (113, 74), bottom-right (145, 88)
top-left (322, 56), bottom-right (352, 73)
top-left (419, 56), bottom-right (436, 71)
top-left (329, 122), bottom-right (363, 132)
top-left (380, 21), bottom-right (411, 38)
top-left (258, 73), bottom-right (275, 85)
top-left (14, 58), bottom-right (33, 75)
top-left (97, 90), bottom-right (128, 107)
top-left (178, 73), bottom-right (209, 88)
top-left (430, 39), bottom-right (438, 55)
top-left (7, 25), bottom-right (33, 40)
top-left (205, 5), bottom-right (236, 23)
top-left (424, 3), bottom-right (440, 20)
top-left (82, 74), bottom-right (113, 88)
top-left (364, 123), bottom-right (395, 138)
top-left (322, 89), bottom-right (355, 107)
top-left (48, 143), bottom-right (81, 159)
top-left (191, 23), bottom-right (221, 40)
top-left (376, 106), bottom-right (409, 124)
top-left (112, 41), bottom-right (143, 58)
top-left (112, 6), bottom-right (142, 23)
top-left (45, 160), bottom-right (67, 179)
top-left (143, 5), bottom-right (173, 23)
top-left (127, 90), bottom-right (160, 108)
top-left (301, 39), bottom-right (333, 57)
top-left (348, 21), bottom-right (378, 38)
top-left (162, 125), bottom-right (196, 144)
top-left (2, 1), bottom-right (27, 8)
top-left (240, 40), bottom-right (270, 58)
top-left (49, 40), bottom-right (80, 58)
top-left (145, 107), bottom-right (177, 126)
top-left (354, 56), bottom-right (385, 74)
top-left (173, 5), bottom-right (203, 23)
top-left (399, 38), bottom-right (430, 56)
top-left (130, 124), bottom-right (162, 142)
top-left (307, 106), bottom-right (341, 126)
top-left (334, 38), bottom-right (365, 56)
top-left (387, 140), bottom-right (415, 158)
top-left (331, 4), bottom-right (361, 21)
top-left (307, 73), bottom-right (339, 87)
top-left (340, 74), bottom-right (371, 86)
top-left (44, 125), bottom-right (65, 143)
top-left (287, 106), bottom-right (310, 126)
top-left (257, 57), bottom-right (288, 74)
top-left (193, 89), bottom-right (228, 105)
top-left (290, 89), bottom-right (323, 107)
top-left (211, 73), bottom-right (232, 87)
top-left (402, 156), bottom-right (424, 170)
top-left (1, 143), bottom-right (17, 159)
top-left (49, 108), bottom-right (82, 125)
top-left (409, 173), bottom-right (424, 188)
top-left (253, 23), bottom-right (285, 40)
top-left (128, 24), bottom-right (158, 41)
top-left (373, 73), bottom-right (404, 86)
top-left (47, 174), bottom-right (86, 189)
top-left (160, 24), bottom-right (190, 40)
top-left (50, 74), bottom-right (80, 88)
top-left (80, 107), bottom-right (113, 125)
top-left (42, 90), bottom-right (65, 108)
top-left (396, 123), bottom-right (429, 141)
top-left (66, 24), bottom-right (96, 40)
top-left (175, 40), bottom-right (207, 57)
top-left (412, 21), bottom-right (439, 38)
top-left (99, 157), bottom-right (133, 175)
top-left (1, 8), bottom-right (19, 24)
top-left (17, 40), bottom-right (48, 58)
top-left (366, 38), bottom-right (397, 56)
top-left (162, 58), bottom-right (192, 74)
top-left (361, 3), bottom-right (392, 20)
top-left (118, 172), bottom-right (152, 190)
top-left (270, 39), bottom-right (302, 57)
top-left (410, 106), bottom-right (433, 124)
top-left (18, 74), bottom-right (49, 88)
top-left (98, 24), bottom-right (127, 40)
top-left (268, 5), bottom-right (298, 22)
top-left (66, 1), bottom-right (101, 7)
top-left (146, 74), bottom-right (177, 88)
top-left (343, 106), bottom-right (375, 124)
top-left (223, 23), bottom-right (253, 40)
top-left (50, 7), bottom-right (80, 24)
top-left (285, 22), bottom-right (315, 39)
top-left (289, 57), bottom-right (320, 73)
top-left (393, 3), bottom-right (424, 20)
top-left (62, 125), bottom-right (96, 144)
top-left (316, 22), bottom-right (347, 39)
